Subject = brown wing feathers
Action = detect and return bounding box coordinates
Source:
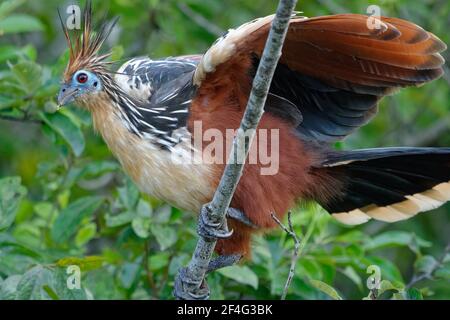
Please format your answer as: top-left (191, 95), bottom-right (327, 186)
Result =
top-left (197, 13), bottom-right (445, 108)
top-left (282, 14), bottom-right (446, 95)
top-left (196, 14), bottom-right (445, 142)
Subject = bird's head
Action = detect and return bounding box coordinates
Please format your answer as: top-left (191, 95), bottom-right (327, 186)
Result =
top-left (57, 1), bottom-right (117, 108)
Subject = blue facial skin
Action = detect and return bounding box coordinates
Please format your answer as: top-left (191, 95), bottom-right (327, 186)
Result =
top-left (57, 70), bottom-right (102, 106)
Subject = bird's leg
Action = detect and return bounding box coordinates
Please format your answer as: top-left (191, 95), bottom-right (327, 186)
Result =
top-left (226, 207), bottom-right (258, 229)
top-left (174, 267), bottom-right (210, 300)
top-left (174, 254), bottom-right (243, 300)
top-left (174, 205), bottom-right (235, 300)
top-left (174, 206), bottom-right (247, 299)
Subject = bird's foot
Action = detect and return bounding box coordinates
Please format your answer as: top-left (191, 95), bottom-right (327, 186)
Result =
top-left (198, 205), bottom-right (233, 239)
top-left (173, 267), bottom-right (210, 300)
top-left (173, 254), bottom-right (243, 300)
top-left (227, 208), bottom-right (258, 229)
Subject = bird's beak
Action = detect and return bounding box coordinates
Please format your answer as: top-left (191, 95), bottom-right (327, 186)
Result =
top-left (57, 84), bottom-right (79, 108)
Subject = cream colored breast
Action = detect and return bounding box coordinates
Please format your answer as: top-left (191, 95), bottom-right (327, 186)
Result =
top-left (88, 96), bottom-right (215, 213)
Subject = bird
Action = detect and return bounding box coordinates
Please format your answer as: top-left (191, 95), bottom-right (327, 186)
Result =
top-left (57, 2), bottom-right (449, 286)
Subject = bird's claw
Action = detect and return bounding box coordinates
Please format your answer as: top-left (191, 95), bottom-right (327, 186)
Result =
top-left (173, 254), bottom-right (242, 300)
top-left (173, 267), bottom-right (210, 300)
top-left (227, 208), bottom-right (258, 229)
top-left (198, 205), bottom-right (233, 239)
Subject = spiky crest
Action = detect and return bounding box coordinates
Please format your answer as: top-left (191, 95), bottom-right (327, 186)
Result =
top-left (58, 1), bottom-right (118, 82)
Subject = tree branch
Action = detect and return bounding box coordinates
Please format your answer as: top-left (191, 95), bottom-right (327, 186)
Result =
top-left (403, 115), bottom-right (450, 147)
top-left (143, 240), bottom-right (158, 298)
top-left (174, 0), bottom-right (298, 300)
top-left (177, 3), bottom-right (224, 37)
top-left (272, 212), bottom-right (300, 300)
top-left (406, 243), bottom-right (450, 289)
top-left (272, 210), bottom-right (318, 299)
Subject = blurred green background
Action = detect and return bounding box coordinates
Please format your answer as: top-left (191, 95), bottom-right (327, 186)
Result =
top-left (0, 0), bottom-right (449, 300)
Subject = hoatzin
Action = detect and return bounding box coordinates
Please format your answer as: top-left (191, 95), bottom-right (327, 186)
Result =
top-left (58, 4), bottom-right (449, 274)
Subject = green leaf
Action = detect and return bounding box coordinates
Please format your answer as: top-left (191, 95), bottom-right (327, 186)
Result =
top-left (149, 225), bottom-right (177, 250)
top-left (118, 179), bottom-right (139, 210)
top-left (34, 202), bottom-right (56, 220)
top-left (392, 292), bottom-right (406, 300)
top-left (340, 266), bottom-right (363, 291)
top-left (10, 60), bottom-right (43, 94)
top-left (75, 223), bottom-right (97, 247)
top-left (56, 256), bottom-right (104, 272)
top-left (136, 199), bottom-right (152, 218)
top-left (0, 46), bottom-right (16, 62)
top-left (40, 112), bottom-right (85, 157)
top-left (148, 252), bottom-right (170, 272)
top-left (42, 285), bottom-right (60, 300)
top-left (131, 216), bottom-right (151, 238)
top-left (15, 265), bottom-right (53, 299)
top-left (0, 0), bottom-right (26, 20)
top-left (0, 14), bottom-right (43, 34)
top-left (105, 211), bottom-right (134, 228)
top-left (364, 231), bottom-right (431, 251)
top-left (406, 288), bottom-right (423, 300)
top-left (153, 204), bottom-right (172, 223)
top-left (0, 176), bottom-right (27, 231)
top-left (378, 279), bottom-right (404, 296)
top-left (0, 274), bottom-right (21, 300)
top-left (308, 279), bottom-right (342, 300)
top-left (79, 160), bottom-right (119, 178)
top-left (118, 262), bottom-right (141, 290)
top-left (217, 265), bottom-right (258, 289)
top-left (296, 259), bottom-right (322, 279)
top-left (333, 230), bottom-right (368, 243)
top-left (131, 200), bottom-right (153, 237)
top-left (51, 196), bottom-right (103, 243)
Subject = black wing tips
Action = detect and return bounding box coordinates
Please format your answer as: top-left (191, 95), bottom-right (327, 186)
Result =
top-left (318, 148), bottom-right (450, 225)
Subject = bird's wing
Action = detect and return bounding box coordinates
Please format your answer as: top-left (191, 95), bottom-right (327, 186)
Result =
top-left (194, 14), bottom-right (446, 142)
top-left (114, 57), bottom-right (199, 148)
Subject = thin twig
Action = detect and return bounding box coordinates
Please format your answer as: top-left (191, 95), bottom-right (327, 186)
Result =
top-left (272, 212), bottom-right (300, 300)
top-left (174, 0), bottom-right (298, 300)
top-left (406, 243), bottom-right (450, 289)
top-left (143, 241), bottom-right (157, 297)
top-left (403, 115), bottom-right (450, 147)
top-left (177, 3), bottom-right (224, 37)
top-left (272, 210), bottom-right (318, 299)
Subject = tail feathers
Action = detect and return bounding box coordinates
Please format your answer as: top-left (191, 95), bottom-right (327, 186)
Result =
top-left (317, 147), bottom-right (450, 225)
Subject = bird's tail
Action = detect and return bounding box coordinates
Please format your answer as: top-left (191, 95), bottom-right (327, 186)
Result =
top-left (315, 147), bottom-right (450, 225)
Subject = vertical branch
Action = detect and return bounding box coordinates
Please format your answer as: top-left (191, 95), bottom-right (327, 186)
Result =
top-left (272, 212), bottom-right (300, 300)
top-left (272, 210), bottom-right (318, 300)
top-left (174, 0), bottom-right (298, 299)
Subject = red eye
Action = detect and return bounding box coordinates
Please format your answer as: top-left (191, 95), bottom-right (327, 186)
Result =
top-left (77, 73), bottom-right (88, 83)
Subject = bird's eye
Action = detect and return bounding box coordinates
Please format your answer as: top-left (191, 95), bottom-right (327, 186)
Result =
top-left (77, 73), bottom-right (88, 84)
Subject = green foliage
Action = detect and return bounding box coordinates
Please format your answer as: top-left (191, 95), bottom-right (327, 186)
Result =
top-left (0, 176), bottom-right (27, 230)
top-left (0, 0), bottom-right (449, 300)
